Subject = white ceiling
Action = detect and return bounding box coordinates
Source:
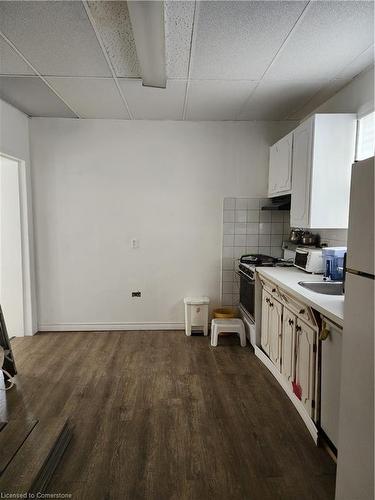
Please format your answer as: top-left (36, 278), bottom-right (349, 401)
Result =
top-left (0, 0), bottom-right (373, 121)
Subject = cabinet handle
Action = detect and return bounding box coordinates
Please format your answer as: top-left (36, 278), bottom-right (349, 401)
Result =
top-left (319, 327), bottom-right (330, 341)
top-left (272, 288), bottom-right (277, 293)
top-left (288, 318), bottom-right (294, 326)
top-left (266, 298), bottom-right (270, 303)
top-left (299, 308), bottom-right (305, 314)
top-left (296, 325), bottom-right (302, 333)
top-left (270, 302), bottom-right (274, 308)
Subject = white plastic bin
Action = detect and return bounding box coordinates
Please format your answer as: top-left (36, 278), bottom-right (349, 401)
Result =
top-left (183, 297), bottom-right (210, 337)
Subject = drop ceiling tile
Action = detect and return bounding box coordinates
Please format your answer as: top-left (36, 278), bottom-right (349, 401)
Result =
top-left (186, 80), bottom-right (257, 121)
top-left (190, 1), bottom-right (308, 80)
top-left (165, 1), bottom-right (195, 78)
top-left (86, 1), bottom-right (140, 78)
top-left (0, 37), bottom-right (34, 75)
top-left (118, 79), bottom-right (186, 120)
top-left (238, 80), bottom-right (328, 121)
top-left (265, 1), bottom-right (374, 81)
top-left (0, 76), bottom-right (76, 117)
top-left (0, 1), bottom-right (110, 77)
top-left (45, 78), bottom-right (130, 119)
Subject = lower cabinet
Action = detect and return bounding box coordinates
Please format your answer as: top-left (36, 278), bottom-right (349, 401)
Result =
top-left (260, 281), bottom-right (318, 420)
top-left (281, 307), bottom-right (296, 385)
top-left (295, 320), bottom-right (317, 418)
top-left (261, 290), bottom-right (271, 356)
top-left (261, 290), bottom-right (282, 369)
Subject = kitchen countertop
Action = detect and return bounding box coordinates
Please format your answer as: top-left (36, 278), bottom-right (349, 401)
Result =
top-left (256, 267), bottom-right (344, 327)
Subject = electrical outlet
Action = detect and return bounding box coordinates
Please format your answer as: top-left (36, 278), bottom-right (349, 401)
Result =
top-left (132, 291), bottom-right (141, 297)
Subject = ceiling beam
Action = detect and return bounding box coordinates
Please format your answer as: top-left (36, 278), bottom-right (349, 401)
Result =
top-left (127, 1), bottom-right (166, 89)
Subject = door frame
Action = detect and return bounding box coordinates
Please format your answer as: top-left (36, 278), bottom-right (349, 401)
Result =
top-left (0, 152), bottom-right (34, 336)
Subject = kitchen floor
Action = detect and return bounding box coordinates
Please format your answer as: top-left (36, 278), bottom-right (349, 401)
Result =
top-left (3, 331), bottom-right (336, 499)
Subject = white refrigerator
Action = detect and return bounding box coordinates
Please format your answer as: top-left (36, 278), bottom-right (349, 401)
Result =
top-left (335, 157), bottom-right (374, 500)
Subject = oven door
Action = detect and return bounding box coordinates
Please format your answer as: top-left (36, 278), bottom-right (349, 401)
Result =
top-left (238, 270), bottom-right (255, 320)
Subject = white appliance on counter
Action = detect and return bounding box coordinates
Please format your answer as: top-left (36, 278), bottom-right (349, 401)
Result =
top-left (294, 247), bottom-right (324, 274)
top-left (335, 157), bottom-right (374, 500)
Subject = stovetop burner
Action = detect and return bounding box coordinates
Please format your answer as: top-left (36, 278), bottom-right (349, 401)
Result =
top-left (239, 253), bottom-right (294, 269)
top-left (240, 253), bottom-right (277, 266)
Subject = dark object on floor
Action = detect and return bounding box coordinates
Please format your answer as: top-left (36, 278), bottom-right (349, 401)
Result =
top-left (0, 305), bottom-right (17, 378)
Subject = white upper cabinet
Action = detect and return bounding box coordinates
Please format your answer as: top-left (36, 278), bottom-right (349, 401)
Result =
top-left (290, 113), bottom-right (356, 229)
top-left (268, 132), bottom-right (293, 197)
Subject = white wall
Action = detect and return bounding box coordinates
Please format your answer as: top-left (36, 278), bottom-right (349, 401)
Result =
top-left (0, 157), bottom-right (24, 336)
top-left (30, 119), bottom-right (295, 330)
top-left (0, 99), bottom-right (37, 335)
top-left (309, 66), bottom-right (374, 118)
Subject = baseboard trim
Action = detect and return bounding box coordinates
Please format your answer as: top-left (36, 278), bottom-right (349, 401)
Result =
top-left (38, 322), bottom-right (185, 332)
top-left (254, 345), bottom-right (318, 444)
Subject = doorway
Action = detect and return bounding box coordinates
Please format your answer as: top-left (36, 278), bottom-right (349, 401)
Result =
top-left (0, 153), bottom-right (31, 337)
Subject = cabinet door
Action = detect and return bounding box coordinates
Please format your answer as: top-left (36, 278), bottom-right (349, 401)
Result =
top-left (281, 307), bottom-right (296, 384)
top-left (295, 319), bottom-right (316, 417)
top-left (268, 132), bottom-right (293, 197)
top-left (268, 297), bottom-right (283, 369)
top-left (261, 290), bottom-right (271, 356)
top-left (290, 118), bottom-right (313, 227)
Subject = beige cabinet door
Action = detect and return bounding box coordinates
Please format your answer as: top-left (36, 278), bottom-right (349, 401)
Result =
top-left (268, 132), bottom-right (293, 197)
top-left (295, 319), bottom-right (317, 417)
top-left (268, 296), bottom-right (283, 370)
top-left (261, 290), bottom-right (271, 356)
top-left (281, 307), bottom-right (296, 384)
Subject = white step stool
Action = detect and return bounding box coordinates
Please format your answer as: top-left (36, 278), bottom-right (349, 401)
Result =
top-left (184, 297), bottom-right (210, 337)
top-left (211, 318), bottom-right (246, 347)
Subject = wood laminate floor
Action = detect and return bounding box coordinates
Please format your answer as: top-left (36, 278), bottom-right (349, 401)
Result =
top-left (1, 331), bottom-right (336, 499)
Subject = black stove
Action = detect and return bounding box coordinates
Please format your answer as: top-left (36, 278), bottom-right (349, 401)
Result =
top-left (240, 253), bottom-right (278, 267)
top-left (238, 254), bottom-right (293, 322)
top-left (238, 253), bottom-right (293, 282)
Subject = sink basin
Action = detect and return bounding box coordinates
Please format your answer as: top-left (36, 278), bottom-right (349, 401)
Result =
top-left (298, 281), bottom-right (344, 296)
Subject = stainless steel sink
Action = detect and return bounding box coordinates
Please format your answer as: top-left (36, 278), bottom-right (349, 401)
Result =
top-left (298, 281), bottom-right (344, 295)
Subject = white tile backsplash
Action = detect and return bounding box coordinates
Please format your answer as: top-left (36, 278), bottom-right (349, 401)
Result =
top-left (271, 234), bottom-right (283, 247)
top-left (246, 234), bottom-right (259, 246)
top-left (222, 197), bottom-right (289, 306)
top-left (222, 270), bottom-right (234, 282)
top-left (223, 210), bottom-right (235, 222)
top-left (259, 234), bottom-right (271, 246)
top-left (223, 222), bottom-right (235, 235)
top-left (234, 222), bottom-right (247, 234)
top-left (234, 234), bottom-right (247, 246)
top-left (235, 198), bottom-right (248, 210)
top-left (224, 198), bottom-right (236, 209)
top-left (223, 234), bottom-right (234, 247)
top-left (247, 210), bottom-right (260, 222)
top-left (271, 222), bottom-right (284, 234)
top-left (246, 222), bottom-right (259, 234)
top-left (259, 222), bottom-right (272, 234)
top-left (222, 246), bottom-right (234, 258)
top-left (259, 211), bottom-right (272, 222)
top-left (247, 198), bottom-right (260, 209)
top-left (271, 211), bottom-right (284, 222)
top-left (235, 210), bottom-right (247, 222)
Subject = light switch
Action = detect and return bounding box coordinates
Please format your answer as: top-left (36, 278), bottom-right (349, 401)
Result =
top-left (131, 238), bottom-right (139, 249)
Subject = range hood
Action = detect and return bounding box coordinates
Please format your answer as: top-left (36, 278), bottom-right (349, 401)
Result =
top-left (261, 194), bottom-right (291, 211)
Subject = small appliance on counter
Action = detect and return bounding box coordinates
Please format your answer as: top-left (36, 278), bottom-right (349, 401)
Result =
top-left (322, 247), bottom-right (347, 281)
top-left (294, 247), bottom-right (324, 274)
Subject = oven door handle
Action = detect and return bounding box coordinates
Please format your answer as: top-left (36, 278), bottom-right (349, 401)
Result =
top-left (237, 270), bottom-right (254, 282)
